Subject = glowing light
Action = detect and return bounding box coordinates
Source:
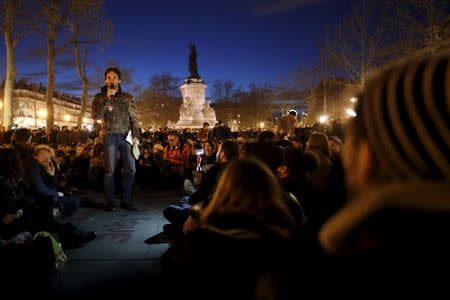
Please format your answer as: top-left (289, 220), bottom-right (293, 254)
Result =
top-left (0, 102), bottom-right (3, 109)
top-left (345, 108), bottom-right (357, 117)
top-left (82, 117), bottom-right (89, 123)
top-left (37, 110), bottom-right (47, 118)
top-left (259, 122), bottom-right (265, 128)
top-left (350, 97), bottom-right (357, 103)
top-left (319, 115), bottom-right (328, 124)
top-left (64, 114), bottom-right (70, 121)
top-left (96, 119), bottom-right (102, 124)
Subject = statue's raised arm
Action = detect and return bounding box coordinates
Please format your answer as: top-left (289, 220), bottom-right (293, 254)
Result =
top-left (188, 43), bottom-right (200, 78)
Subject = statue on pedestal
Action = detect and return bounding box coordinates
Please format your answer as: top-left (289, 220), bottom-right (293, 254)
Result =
top-left (188, 43), bottom-right (200, 79)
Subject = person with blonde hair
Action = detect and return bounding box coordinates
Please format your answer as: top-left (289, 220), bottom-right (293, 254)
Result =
top-left (305, 131), bottom-right (332, 193)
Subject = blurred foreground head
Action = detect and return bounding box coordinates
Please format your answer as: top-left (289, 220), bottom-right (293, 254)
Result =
top-left (344, 54), bottom-right (450, 194)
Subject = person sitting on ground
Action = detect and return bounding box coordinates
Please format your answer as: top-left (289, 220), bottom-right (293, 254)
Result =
top-left (10, 127), bottom-right (34, 165)
top-left (170, 158), bottom-right (297, 299)
top-left (159, 140), bottom-right (239, 239)
top-left (162, 130), bottom-right (190, 186)
top-left (264, 53), bottom-right (450, 298)
top-left (25, 145), bottom-right (80, 219)
top-left (0, 147), bottom-right (96, 250)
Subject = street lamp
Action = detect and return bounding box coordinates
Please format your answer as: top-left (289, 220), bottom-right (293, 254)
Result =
top-left (345, 108), bottom-right (356, 117)
top-left (319, 115), bottom-right (328, 124)
top-left (38, 109), bottom-right (47, 119)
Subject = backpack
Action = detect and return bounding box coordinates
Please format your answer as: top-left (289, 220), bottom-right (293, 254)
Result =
top-left (34, 231), bottom-right (67, 271)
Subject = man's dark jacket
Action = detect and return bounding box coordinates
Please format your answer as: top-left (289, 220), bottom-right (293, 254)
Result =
top-left (91, 85), bottom-right (140, 138)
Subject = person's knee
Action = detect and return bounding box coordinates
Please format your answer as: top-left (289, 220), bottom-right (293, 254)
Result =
top-left (163, 205), bottom-right (189, 225)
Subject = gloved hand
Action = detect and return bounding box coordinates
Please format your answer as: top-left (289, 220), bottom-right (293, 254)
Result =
top-left (132, 137), bottom-right (139, 146)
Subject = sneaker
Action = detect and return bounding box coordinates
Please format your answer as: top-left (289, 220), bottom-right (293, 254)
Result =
top-left (183, 179), bottom-right (197, 195)
top-left (59, 224), bottom-right (95, 249)
top-left (105, 203), bottom-right (117, 212)
top-left (120, 202), bottom-right (138, 211)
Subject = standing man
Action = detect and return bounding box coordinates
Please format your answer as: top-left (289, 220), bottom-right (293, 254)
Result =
top-left (277, 110), bottom-right (297, 138)
top-left (92, 67), bottom-right (140, 211)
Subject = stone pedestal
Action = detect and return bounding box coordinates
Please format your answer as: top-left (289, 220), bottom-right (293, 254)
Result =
top-left (175, 78), bottom-right (217, 128)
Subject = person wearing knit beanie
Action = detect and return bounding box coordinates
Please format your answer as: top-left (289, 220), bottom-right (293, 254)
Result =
top-left (314, 54), bottom-right (450, 292)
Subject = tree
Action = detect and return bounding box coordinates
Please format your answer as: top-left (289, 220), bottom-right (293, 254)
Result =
top-left (136, 73), bottom-right (181, 128)
top-left (211, 80), bottom-right (236, 101)
top-left (0, 0), bottom-right (30, 127)
top-left (386, 0), bottom-right (450, 56)
top-left (36, 0), bottom-right (72, 128)
top-left (147, 73), bottom-right (180, 98)
top-left (324, 0), bottom-right (391, 88)
top-left (237, 83), bottom-right (275, 128)
top-left (68, 0), bottom-right (111, 127)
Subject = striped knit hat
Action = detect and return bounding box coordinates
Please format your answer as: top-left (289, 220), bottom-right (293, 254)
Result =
top-left (356, 54), bottom-right (450, 180)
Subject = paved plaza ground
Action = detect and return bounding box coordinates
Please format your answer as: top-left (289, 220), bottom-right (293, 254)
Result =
top-left (50, 186), bottom-right (182, 297)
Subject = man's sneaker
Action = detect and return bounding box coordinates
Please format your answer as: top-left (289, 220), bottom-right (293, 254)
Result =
top-left (120, 202), bottom-right (138, 211)
top-left (184, 179), bottom-right (197, 195)
top-left (105, 203), bottom-right (117, 212)
top-left (59, 224), bottom-right (96, 249)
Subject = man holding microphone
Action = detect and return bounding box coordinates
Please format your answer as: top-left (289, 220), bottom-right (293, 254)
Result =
top-left (92, 67), bottom-right (140, 211)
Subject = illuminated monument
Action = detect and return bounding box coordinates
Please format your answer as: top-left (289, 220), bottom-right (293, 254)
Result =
top-left (175, 44), bottom-right (216, 128)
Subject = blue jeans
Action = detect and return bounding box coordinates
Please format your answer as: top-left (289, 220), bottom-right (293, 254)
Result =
top-left (163, 196), bottom-right (191, 227)
top-left (104, 133), bottom-right (136, 205)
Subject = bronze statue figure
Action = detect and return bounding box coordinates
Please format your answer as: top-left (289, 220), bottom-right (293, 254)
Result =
top-left (188, 43), bottom-right (200, 79)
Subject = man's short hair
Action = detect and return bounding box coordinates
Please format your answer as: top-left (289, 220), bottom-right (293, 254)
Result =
top-left (104, 67), bottom-right (121, 80)
top-left (256, 130), bottom-right (276, 142)
top-left (220, 140), bottom-right (239, 161)
top-left (11, 128), bottom-right (31, 143)
top-left (288, 110), bottom-right (298, 116)
top-left (167, 130), bottom-right (180, 137)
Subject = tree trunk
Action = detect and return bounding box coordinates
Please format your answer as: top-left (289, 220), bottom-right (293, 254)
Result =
top-left (78, 80), bottom-right (88, 127)
top-left (73, 41), bottom-right (88, 127)
top-left (3, 0), bottom-right (16, 128)
top-left (46, 28), bottom-right (56, 129)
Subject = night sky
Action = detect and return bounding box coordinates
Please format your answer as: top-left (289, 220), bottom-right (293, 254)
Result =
top-left (3, 0), bottom-right (357, 98)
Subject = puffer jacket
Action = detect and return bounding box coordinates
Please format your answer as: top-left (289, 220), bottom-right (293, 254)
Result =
top-left (91, 85), bottom-right (140, 138)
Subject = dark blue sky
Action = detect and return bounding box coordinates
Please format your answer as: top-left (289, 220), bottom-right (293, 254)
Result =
top-left (5, 0), bottom-right (357, 97)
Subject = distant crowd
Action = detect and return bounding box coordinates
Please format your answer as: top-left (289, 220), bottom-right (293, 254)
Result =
top-left (1, 53), bottom-right (449, 298)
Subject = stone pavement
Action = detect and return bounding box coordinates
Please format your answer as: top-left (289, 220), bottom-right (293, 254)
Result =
top-left (50, 187), bottom-right (183, 298)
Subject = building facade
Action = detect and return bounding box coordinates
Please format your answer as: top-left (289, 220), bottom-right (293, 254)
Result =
top-left (0, 89), bottom-right (93, 129)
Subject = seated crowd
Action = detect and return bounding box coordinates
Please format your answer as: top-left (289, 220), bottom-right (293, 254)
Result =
top-left (0, 54), bottom-right (449, 297)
